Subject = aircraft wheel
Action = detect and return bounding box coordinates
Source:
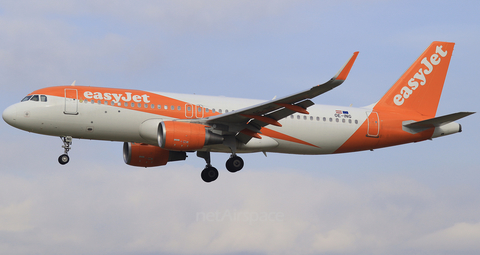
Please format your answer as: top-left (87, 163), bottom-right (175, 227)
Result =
top-left (58, 154), bottom-right (70, 165)
top-left (201, 166), bottom-right (218, 183)
top-left (226, 156), bottom-right (244, 173)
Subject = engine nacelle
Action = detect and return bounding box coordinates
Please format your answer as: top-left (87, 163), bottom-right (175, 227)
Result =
top-left (158, 121), bottom-right (223, 151)
top-left (123, 142), bottom-right (186, 167)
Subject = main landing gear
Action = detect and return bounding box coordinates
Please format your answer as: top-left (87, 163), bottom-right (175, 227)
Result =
top-left (197, 151), bottom-right (218, 183)
top-left (226, 155), bottom-right (244, 173)
top-left (58, 136), bottom-right (72, 165)
top-left (197, 151), bottom-right (244, 183)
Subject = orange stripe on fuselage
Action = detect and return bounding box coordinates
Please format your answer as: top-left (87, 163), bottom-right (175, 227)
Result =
top-left (334, 111), bottom-right (434, 153)
top-left (30, 86), bottom-right (220, 120)
top-left (261, 128), bottom-right (320, 148)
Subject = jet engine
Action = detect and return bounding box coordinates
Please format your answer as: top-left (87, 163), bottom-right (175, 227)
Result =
top-left (158, 121), bottom-right (223, 151)
top-left (123, 142), bottom-right (186, 167)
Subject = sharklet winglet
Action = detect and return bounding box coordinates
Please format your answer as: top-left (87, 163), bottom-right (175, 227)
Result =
top-left (333, 51), bottom-right (359, 81)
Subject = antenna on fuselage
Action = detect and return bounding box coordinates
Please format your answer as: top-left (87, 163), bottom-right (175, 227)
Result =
top-left (71, 80), bottom-right (76, 86)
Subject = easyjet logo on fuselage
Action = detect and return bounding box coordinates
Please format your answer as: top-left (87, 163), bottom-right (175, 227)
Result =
top-left (393, 45), bottom-right (448, 106)
top-left (83, 91), bottom-right (151, 103)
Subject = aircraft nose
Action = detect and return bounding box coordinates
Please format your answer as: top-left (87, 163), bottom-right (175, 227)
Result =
top-left (2, 104), bottom-right (17, 126)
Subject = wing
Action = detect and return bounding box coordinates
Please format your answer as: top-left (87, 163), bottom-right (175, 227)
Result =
top-left (193, 52), bottom-right (359, 143)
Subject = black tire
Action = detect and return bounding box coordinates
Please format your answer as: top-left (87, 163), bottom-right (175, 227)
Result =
top-left (201, 167), bottom-right (218, 182)
top-left (226, 156), bottom-right (244, 173)
top-left (58, 154), bottom-right (70, 165)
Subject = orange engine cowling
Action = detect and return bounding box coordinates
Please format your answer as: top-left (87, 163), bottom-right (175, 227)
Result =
top-left (123, 142), bottom-right (186, 167)
top-left (158, 121), bottom-right (223, 151)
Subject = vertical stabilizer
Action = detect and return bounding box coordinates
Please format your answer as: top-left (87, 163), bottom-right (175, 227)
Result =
top-left (374, 41), bottom-right (455, 117)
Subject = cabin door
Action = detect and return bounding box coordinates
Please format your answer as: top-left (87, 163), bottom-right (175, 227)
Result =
top-left (64, 89), bottom-right (78, 115)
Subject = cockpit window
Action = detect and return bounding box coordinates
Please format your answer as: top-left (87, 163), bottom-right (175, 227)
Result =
top-left (21, 95), bottom-right (48, 102)
top-left (21, 95), bottom-right (32, 102)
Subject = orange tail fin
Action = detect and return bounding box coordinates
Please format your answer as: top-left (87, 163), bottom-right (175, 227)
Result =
top-left (374, 41), bottom-right (455, 117)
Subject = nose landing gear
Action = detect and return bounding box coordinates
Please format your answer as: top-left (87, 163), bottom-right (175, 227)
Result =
top-left (58, 136), bottom-right (72, 165)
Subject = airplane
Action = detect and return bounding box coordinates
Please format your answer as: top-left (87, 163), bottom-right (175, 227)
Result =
top-left (2, 41), bottom-right (474, 182)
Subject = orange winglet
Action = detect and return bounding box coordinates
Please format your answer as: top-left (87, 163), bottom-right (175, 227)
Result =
top-left (335, 51), bottom-right (359, 81)
top-left (240, 129), bottom-right (262, 139)
top-left (275, 103), bottom-right (309, 114)
top-left (241, 114), bottom-right (282, 127)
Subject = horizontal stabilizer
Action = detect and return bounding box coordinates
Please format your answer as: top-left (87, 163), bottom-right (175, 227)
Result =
top-left (403, 112), bottom-right (475, 129)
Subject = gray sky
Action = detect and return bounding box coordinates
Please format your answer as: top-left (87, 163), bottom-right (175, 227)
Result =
top-left (1, 1), bottom-right (479, 254)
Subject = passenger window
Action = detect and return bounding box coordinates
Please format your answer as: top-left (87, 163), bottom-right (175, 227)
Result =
top-left (21, 95), bottom-right (32, 102)
top-left (316, 117), bottom-right (320, 121)
top-left (342, 119), bottom-right (345, 123)
top-left (304, 116), bottom-right (307, 120)
top-left (31, 95), bottom-right (39, 101)
top-left (310, 116), bottom-right (313, 121)
top-left (164, 105), bottom-right (168, 110)
top-left (212, 109), bottom-right (216, 113)
top-left (151, 104), bottom-right (154, 109)
top-left (323, 117), bottom-right (326, 122)
top-left (297, 115), bottom-right (300, 119)
top-left (157, 105), bottom-right (161, 109)
top-left (349, 119), bottom-right (352, 124)
top-left (329, 118), bottom-right (332, 122)
top-left (199, 108), bottom-right (203, 112)
top-left (111, 101), bottom-right (114, 106)
top-left (205, 108), bottom-right (209, 113)
top-left (219, 109), bottom-right (223, 113)
top-left (124, 102), bottom-right (128, 107)
top-left (144, 104), bottom-right (148, 108)
top-left (291, 115), bottom-right (294, 119)
top-left (336, 118), bottom-right (339, 122)
top-left (131, 103), bottom-right (135, 107)
top-left (355, 120), bottom-right (358, 124)
top-left (41, 95), bottom-right (47, 102)
top-left (91, 100), bottom-right (95, 104)
top-left (178, 106), bottom-right (181, 111)
top-left (171, 105), bottom-right (174, 110)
